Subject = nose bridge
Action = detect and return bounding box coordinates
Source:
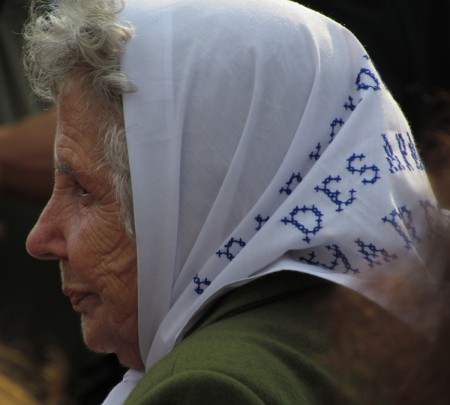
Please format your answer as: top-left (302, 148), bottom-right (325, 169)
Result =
top-left (26, 193), bottom-right (66, 260)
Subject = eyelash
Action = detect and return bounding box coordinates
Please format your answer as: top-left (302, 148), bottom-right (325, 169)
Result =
top-left (74, 180), bottom-right (93, 205)
top-left (76, 182), bottom-right (89, 196)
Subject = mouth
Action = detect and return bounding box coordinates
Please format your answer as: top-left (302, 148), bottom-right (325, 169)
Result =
top-left (69, 292), bottom-right (91, 307)
top-left (62, 287), bottom-right (93, 309)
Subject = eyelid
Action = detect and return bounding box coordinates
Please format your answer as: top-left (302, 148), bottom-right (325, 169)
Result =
top-left (56, 161), bottom-right (93, 204)
top-left (56, 161), bottom-right (89, 188)
top-left (75, 180), bottom-right (90, 196)
top-left (76, 180), bottom-right (94, 207)
top-left (56, 161), bottom-right (91, 178)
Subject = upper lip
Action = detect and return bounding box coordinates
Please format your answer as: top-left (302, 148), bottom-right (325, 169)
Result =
top-left (62, 288), bottom-right (92, 306)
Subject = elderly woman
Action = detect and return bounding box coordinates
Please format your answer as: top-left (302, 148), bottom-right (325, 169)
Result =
top-left (24, 0), bottom-right (441, 404)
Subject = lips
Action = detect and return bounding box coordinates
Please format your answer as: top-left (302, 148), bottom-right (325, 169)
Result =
top-left (69, 292), bottom-right (90, 306)
top-left (62, 287), bottom-right (93, 308)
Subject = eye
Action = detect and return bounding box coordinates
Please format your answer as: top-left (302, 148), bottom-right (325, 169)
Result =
top-left (77, 183), bottom-right (89, 196)
top-left (75, 181), bottom-right (94, 206)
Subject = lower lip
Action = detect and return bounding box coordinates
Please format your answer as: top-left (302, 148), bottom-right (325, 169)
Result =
top-left (70, 293), bottom-right (92, 307)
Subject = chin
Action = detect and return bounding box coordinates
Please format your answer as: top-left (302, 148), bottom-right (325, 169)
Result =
top-left (80, 314), bottom-right (143, 370)
top-left (81, 315), bottom-right (115, 354)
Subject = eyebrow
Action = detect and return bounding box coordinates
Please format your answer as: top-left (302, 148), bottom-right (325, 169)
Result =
top-left (55, 161), bottom-right (92, 179)
top-left (55, 161), bottom-right (75, 177)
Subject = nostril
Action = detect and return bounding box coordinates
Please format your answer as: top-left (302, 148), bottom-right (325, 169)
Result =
top-left (35, 252), bottom-right (60, 260)
top-left (26, 245), bottom-right (60, 260)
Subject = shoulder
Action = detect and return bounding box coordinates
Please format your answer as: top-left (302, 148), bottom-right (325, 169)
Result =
top-left (127, 272), bottom-right (336, 404)
top-left (126, 272), bottom-right (427, 405)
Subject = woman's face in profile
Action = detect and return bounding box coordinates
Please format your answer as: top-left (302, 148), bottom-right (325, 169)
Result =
top-left (26, 71), bottom-right (143, 370)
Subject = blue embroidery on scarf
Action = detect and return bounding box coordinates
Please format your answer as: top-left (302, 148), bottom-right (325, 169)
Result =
top-left (309, 143), bottom-right (321, 160)
top-left (420, 200), bottom-right (435, 218)
top-left (255, 214), bottom-right (270, 231)
top-left (298, 251), bottom-right (320, 266)
top-left (216, 237), bottom-right (246, 261)
top-left (363, 54), bottom-right (370, 60)
top-left (346, 153), bottom-right (380, 185)
top-left (324, 244), bottom-right (359, 273)
top-left (344, 96), bottom-right (360, 111)
top-left (193, 274), bottom-right (211, 295)
top-left (279, 172), bottom-right (302, 195)
top-left (406, 132), bottom-right (425, 170)
top-left (382, 206), bottom-right (421, 250)
top-left (309, 117), bottom-right (343, 157)
top-left (281, 205), bottom-right (323, 243)
top-left (355, 238), bottom-right (397, 267)
top-left (382, 133), bottom-right (405, 173)
top-left (315, 175), bottom-right (356, 212)
top-left (329, 118), bottom-right (345, 143)
top-left (382, 133), bottom-right (424, 174)
top-left (356, 68), bottom-right (380, 91)
top-left (396, 132), bottom-right (414, 171)
top-left (299, 245), bottom-right (359, 274)
top-left (420, 200), bottom-right (441, 239)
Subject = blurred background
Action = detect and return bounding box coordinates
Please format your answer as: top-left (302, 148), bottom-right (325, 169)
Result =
top-left (0, 0), bottom-right (123, 403)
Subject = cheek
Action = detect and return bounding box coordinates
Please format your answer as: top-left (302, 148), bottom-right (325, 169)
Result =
top-left (81, 292), bottom-right (138, 357)
top-left (105, 269), bottom-right (138, 322)
top-left (101, 247), bottom-right (138, 302)
top-left (81, 261), bottom-right (138, 355)
top-left (69, 207), bottom-right (133, 272)
top-left (77, 233), bottom-right (138, 354)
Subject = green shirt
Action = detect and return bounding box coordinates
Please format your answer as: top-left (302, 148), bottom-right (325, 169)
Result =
top-left (126, 272), bottom-right (426, 404)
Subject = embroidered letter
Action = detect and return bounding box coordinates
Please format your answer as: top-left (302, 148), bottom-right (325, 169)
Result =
top-left (323, 244), bottom-right (359, 273)
top-left (300, 245), bottom-right (359, 274)
top-left (279, 172), bottom-right (302, 195)
top-left (344, 96), bottom-right (359, 111)
top-left (382, 133), bottom-right (405, 174)
top-left (420, 200), bottom-right (442, 239)
top-left (315, 175), bottom-right (356, 212)
top-left (298, 251), bottom-right (320, 266)
top-left (281, 205), bottom-right (324, 243)
top-left (355, 238), bottom-right (397, 268)
top-left (193, 274), bottom-right (211, 295)
top-left (382, 206), bottom-right (421, 250)
top-left (329, 118), bottom-right (345, 143)
top-left (407, 132), bottom-right (425, 171)
top-left (309, 143), bottom-right (321, 160)
top-left (382, 132), bottom-right (425, 174)
top-left (255, 214), bottom-right (270, 231)
top-left (396, 133), bottom-right (413, 171)
top-left (346, 153), bottom-right (380, 185)
top-left (356, 68), bottom-right (380, 91)
top-left (216, 237), bottom-right (246, 261)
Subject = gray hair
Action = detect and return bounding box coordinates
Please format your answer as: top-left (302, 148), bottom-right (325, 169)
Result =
top-left (24, 0), bottom-right (136, 235)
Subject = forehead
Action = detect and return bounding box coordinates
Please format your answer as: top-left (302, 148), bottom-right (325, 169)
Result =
top-left (55, 72), bottom-right (105, 165)
top-left (58, 70), bottom-right (104, 123)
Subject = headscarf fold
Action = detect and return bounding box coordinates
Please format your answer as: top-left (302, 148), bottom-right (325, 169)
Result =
top-left (105, 0), bottom-right (440, 402)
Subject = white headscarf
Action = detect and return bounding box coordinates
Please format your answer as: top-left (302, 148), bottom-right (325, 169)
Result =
top-left (104, 0), bottom-right (440, 402)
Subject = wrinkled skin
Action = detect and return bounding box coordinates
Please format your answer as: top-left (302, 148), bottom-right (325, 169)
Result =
top-left (26, 71), bottom-right (143, 370)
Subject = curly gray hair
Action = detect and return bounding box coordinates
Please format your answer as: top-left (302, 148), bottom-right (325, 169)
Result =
top-left (24, 0), bottom-right (136, 235)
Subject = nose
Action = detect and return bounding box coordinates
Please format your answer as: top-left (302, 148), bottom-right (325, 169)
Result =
top-left (26, 198), bottom-right (67, 260)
